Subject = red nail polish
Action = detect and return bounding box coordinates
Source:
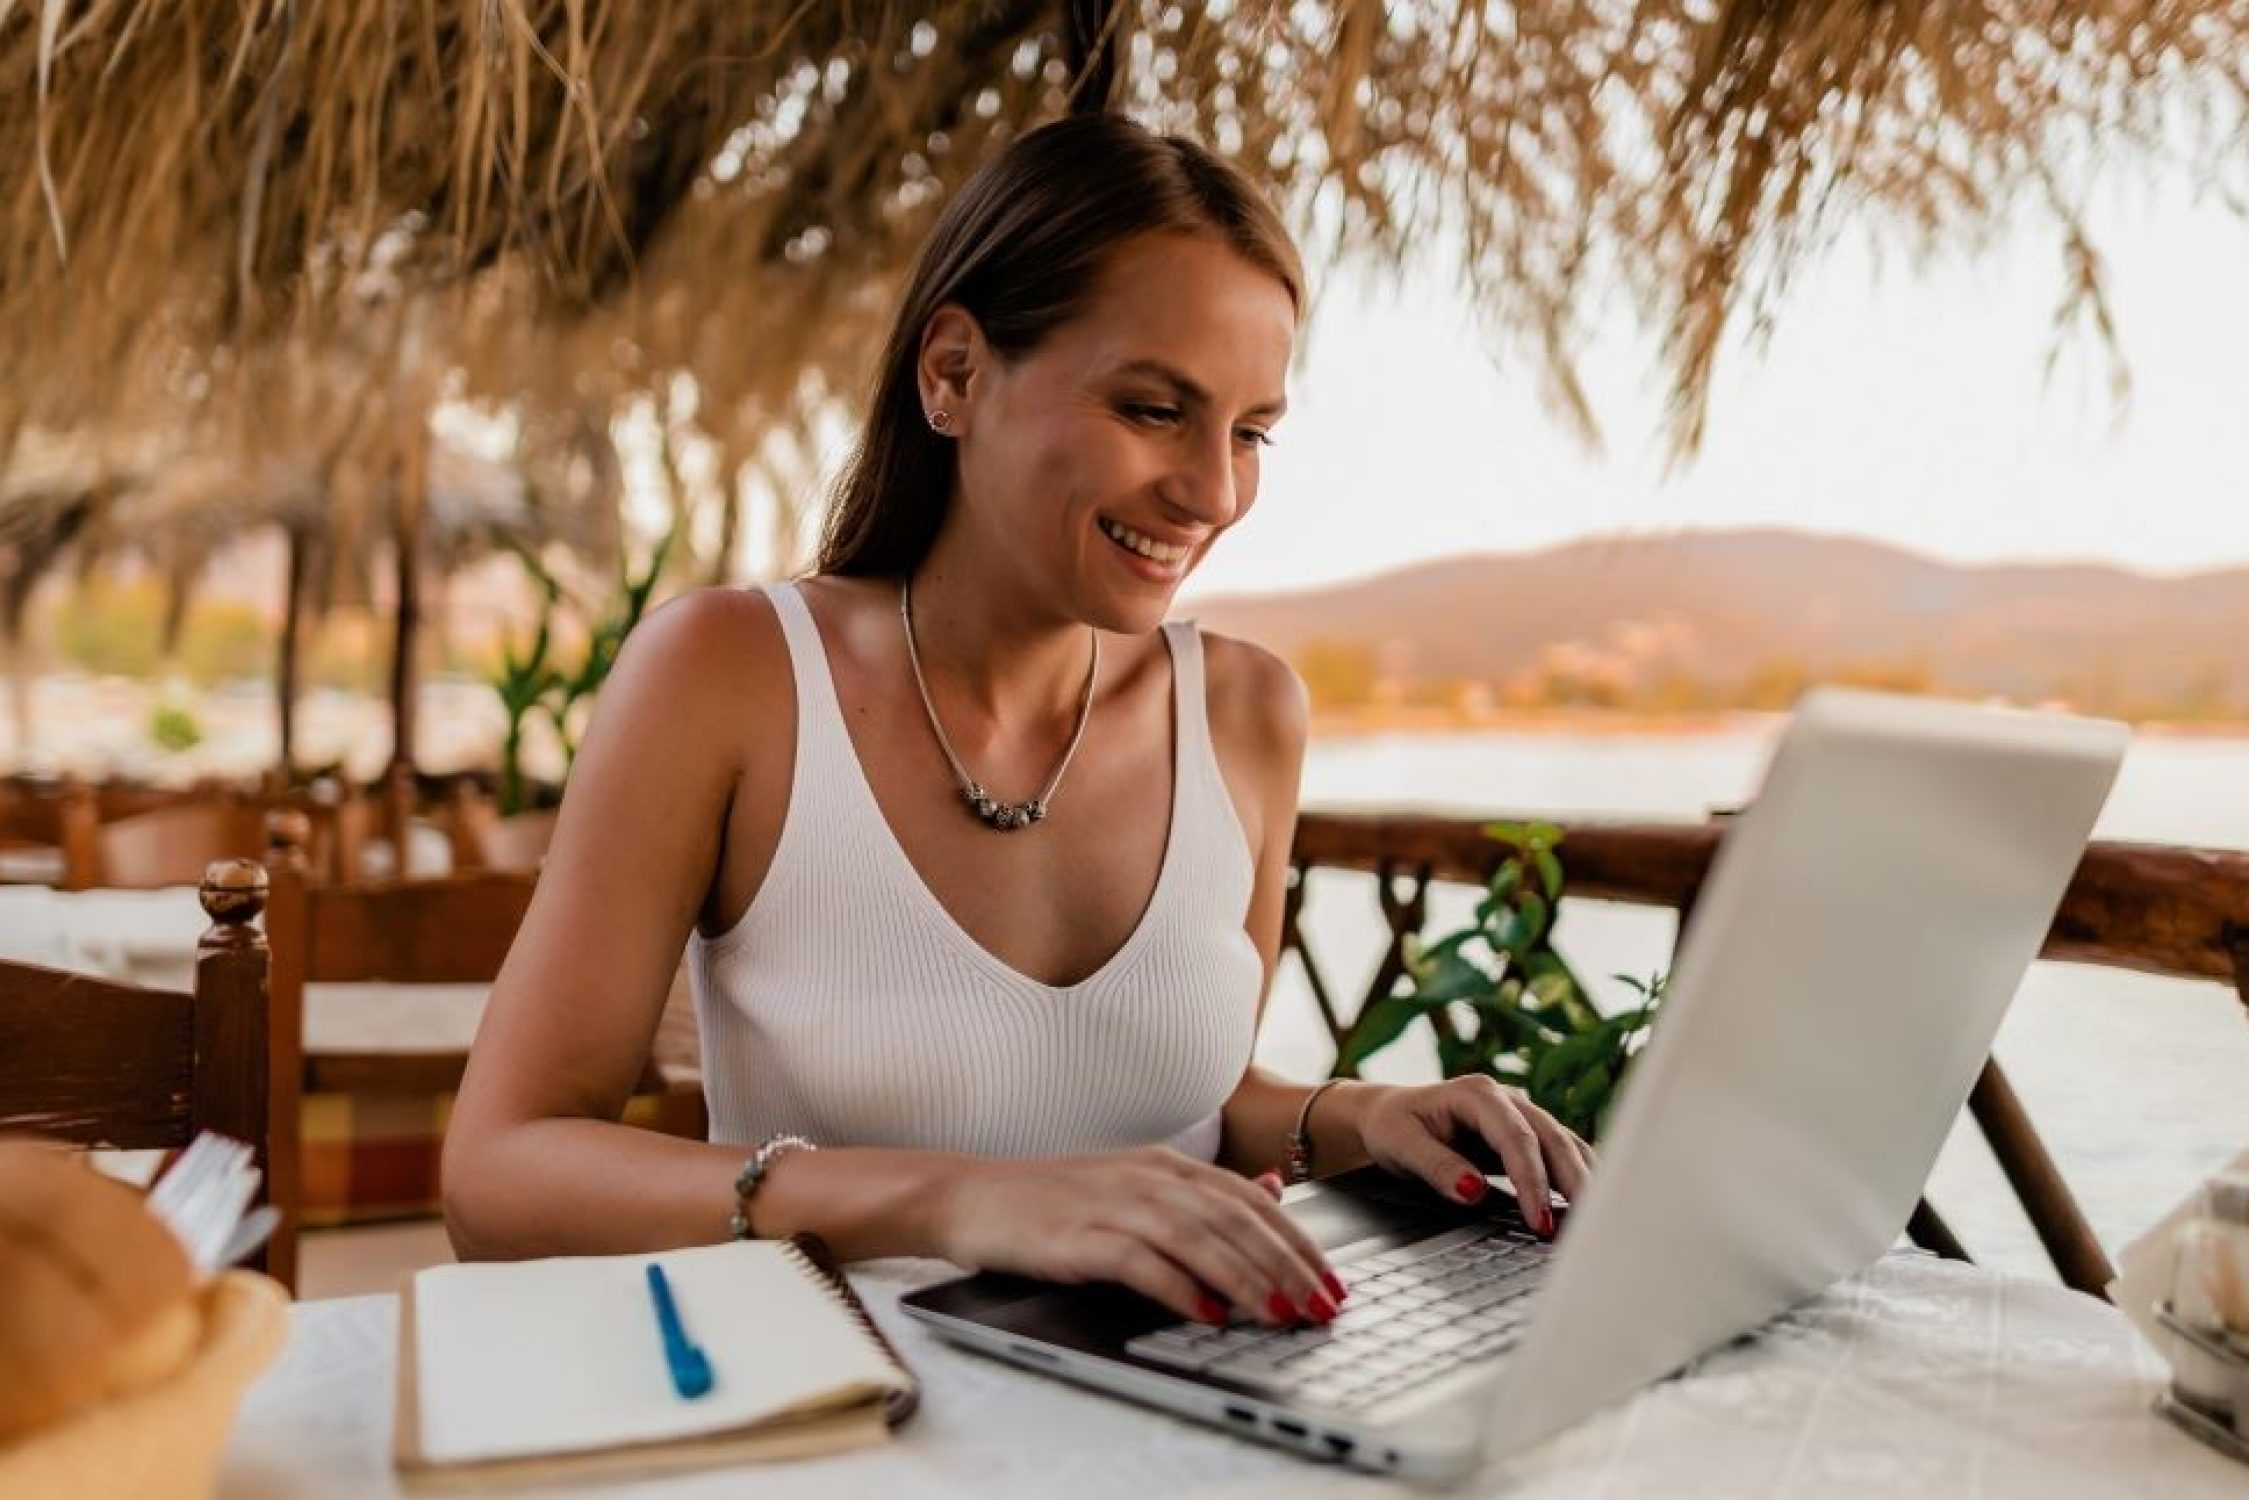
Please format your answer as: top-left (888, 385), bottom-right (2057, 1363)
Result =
top-left (1305, 1290), bottom-right (1338, 1324)
top-left (1196, 1294), bottom-right (1227, 1325)
top-left (1456, 1172), bottom-right (1488, 1203)
top-left (1265, 1291), bottom-right (1297, 1324)
top-left (1320, 1269), bottom-right (1348, 1303)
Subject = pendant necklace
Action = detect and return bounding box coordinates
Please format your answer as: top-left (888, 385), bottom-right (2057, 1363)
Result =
top-left (900, 578), bottom-right (1100, 832)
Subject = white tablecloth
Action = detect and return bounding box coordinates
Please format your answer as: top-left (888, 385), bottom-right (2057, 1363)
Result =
top-left (0, 884), bottom-right (212, 986)
top-left (215, 1252), bottom-right (2244, 1498)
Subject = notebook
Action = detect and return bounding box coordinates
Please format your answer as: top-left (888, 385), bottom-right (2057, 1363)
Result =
top-left (393, 1237), bottom-right (917, 1485)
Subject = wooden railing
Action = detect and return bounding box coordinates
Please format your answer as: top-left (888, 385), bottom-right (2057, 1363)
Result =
top-left (1283, 811), bottom-right (2249, 1299)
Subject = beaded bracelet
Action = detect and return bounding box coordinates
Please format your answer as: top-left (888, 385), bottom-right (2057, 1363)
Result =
top-left (727, 1133), bottom-right (818, 1240)
top-left (1284, 1079), bottom-right (1348, 1185)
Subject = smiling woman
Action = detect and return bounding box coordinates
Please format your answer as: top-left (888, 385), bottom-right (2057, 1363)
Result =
top-left (442, 114), bottom-right (1594, 1334)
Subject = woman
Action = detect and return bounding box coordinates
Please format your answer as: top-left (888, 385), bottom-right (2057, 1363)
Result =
top-left (444, 115), bottom-right (1592, 1330)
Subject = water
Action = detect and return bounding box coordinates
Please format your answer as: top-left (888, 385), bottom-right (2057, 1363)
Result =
top-left (1254, 724), bottom-right (2249, 1279)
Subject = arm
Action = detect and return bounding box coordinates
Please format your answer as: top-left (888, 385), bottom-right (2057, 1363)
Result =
top-left (1209, 640), bottom-right (1594, 1235)
top-left (1208, 638), bottom-right (1395, 1177)
top-left (443, 590), bottom-right (969, 1260)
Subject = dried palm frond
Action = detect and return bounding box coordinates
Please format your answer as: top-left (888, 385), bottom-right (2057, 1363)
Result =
top-left (1, 0), bottom-right (2240, 525)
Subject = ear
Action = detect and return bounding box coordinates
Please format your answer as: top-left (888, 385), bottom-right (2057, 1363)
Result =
top-left (916, 304), bottom-right (989, 434)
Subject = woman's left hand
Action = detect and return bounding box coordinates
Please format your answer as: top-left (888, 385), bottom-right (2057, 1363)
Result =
top-left (1354, 1078), bottom-right (1594, 1237)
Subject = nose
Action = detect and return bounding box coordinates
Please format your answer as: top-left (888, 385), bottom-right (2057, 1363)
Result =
top-left (1164, 425), bottom-right (1245, 530)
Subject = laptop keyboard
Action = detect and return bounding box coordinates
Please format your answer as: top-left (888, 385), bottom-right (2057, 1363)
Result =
top-left (1123, 1224), bottom-right (1550, 1410)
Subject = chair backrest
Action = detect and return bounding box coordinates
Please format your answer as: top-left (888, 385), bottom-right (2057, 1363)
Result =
top-left (263, 830), bottom-right (703, 1126)
top-left (0, 859), bottom-right (296, 1288)
top-left (274, 869), bottom-right (539, 987)
top-left (0, 780), bottom-right (99, 887)
top-left (89, 800), bottom-right (267, 890)
top-left (263, 810), bottom-right (539, 1078)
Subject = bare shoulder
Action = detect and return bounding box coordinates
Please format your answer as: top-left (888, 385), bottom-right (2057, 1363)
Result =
top-left (1197, 629), bottom-right (1309, 771)
top-left (621, 585), bottom-right (785, 677)
top-left (605, 586), bottom-right (788, 706)
top-left (584, 585), bottom-right (793, 770)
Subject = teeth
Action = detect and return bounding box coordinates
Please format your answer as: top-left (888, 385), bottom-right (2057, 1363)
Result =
top-left (1100, 518), bottom-right (1190, 565)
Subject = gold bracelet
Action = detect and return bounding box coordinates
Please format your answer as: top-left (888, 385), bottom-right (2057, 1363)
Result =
top-left (1284, 1079), bottom-right (1348, 1184)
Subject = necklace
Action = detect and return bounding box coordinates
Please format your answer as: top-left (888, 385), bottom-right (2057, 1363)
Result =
top-left (900, 578), bottom-right (1101, 832)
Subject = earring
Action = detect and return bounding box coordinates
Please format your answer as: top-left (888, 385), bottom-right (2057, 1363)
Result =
top-left (928, 410), bottom-right (954, 433)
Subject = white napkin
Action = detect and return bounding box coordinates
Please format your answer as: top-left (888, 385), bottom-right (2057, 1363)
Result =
top-left (2111, 1147), bottom-right (2249, 1347)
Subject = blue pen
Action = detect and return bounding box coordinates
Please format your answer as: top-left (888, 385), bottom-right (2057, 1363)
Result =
top-left (646, 1262), bottom-right (715, 1399)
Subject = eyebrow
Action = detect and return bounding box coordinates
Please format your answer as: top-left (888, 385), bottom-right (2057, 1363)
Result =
top-left (1110, 359), bottom-right (1288, 420)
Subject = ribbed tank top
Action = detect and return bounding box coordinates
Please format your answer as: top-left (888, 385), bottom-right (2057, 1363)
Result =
top-left (689, 581), bottom-right (1262, 1163)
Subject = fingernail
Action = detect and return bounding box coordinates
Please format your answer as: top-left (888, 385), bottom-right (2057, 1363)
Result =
top-left (1265, 1291), bottom-right (1297, 1324)
top-left (1456, 1172), bottom-right (1488, 1204)
top-left (1254, 1170), bottom-right (1284, 1199)
top-left (1305, 1290), bottom-right (1338, 1324)
top-left (1319, 1269), bottom-right (1348, 1303)
top-left (1195, 1294), bottom-right (1227, 1325)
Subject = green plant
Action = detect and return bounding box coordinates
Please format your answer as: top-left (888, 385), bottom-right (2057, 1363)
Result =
top-left (491, 564), bottom-right (562, 817)
top-left (489, 528), bottom-right (676, 815)
top-left (149, 701), bottom-right (204, 753)
top-left (1336, 820), bottom-right (1663, 1140)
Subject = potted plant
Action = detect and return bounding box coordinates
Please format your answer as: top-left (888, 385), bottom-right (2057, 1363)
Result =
top-left (1337, 820), bottom-right (1663, 1140)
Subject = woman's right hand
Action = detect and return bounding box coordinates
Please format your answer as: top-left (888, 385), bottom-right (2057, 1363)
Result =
top-left (933, 1147), bottom-right (1346, 1327)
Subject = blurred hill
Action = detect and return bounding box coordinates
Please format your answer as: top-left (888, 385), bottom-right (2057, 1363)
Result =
top-left (1189, 530), bottom-right (2249, 721)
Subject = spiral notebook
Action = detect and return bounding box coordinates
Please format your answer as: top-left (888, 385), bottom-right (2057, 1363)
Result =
top-left (393, 1237), bottom-right (917, 1485)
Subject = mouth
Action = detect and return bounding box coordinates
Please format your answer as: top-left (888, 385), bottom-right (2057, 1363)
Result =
top-left (1097, 516), bottom-right (1196, 571)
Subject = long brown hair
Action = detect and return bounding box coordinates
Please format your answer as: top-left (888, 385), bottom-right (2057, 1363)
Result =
top-left (816, 114), bottom-right (1303, 578)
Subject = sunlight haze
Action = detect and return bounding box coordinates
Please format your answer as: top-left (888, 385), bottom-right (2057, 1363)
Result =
top-left (1186, 169), bottom-right (2249, 601)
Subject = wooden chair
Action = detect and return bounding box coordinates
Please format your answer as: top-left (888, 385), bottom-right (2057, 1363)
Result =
top-left (0, 859), bottom-right (297, 1289)
top-left (261, 816), bottom-right (703, 1225)
top-left (81, 799), bottom-right (267, 891)
top-left (0, 779), bottom-right (99, 886)
top-left (298, 780), bottom-right (374, 886)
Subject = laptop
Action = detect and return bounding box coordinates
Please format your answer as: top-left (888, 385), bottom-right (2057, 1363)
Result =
top-left (898, 689), bottom-right (2128, 1480)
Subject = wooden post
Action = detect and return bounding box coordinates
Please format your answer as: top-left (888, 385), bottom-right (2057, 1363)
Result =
top-left (2227, 921), bottom-right (2249, 1018)
top-left (276, 522), bottom-right (308, 780)
top-left (444, 779), bottom-right (493, 872)
top-left (195, 857), bottom-right (290, 1289)
top-left (55, 778), bottom-right (99, 890)
top-left (389, 425), bottom-right (426, 786)
top-left (382, 761), bottom-right (416, 873)
top-left (1281, 861), bottom-right (1350, 1060)
top-left (258, 816), bottom-right (310, 1289)
top-left (1966, 1058), bottom-right (2115, 1297)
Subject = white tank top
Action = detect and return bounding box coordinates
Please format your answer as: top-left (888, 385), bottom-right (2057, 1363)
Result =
top-left (689, 581), bottom-right (1262, 1162)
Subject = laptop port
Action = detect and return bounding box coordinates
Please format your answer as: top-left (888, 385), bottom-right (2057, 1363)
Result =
top-left (1272, 1419), bottom-right (1309, 1439)
top-left (1222, 1406), bottom-right (1255, 1425)
top-left (1324, 1435), bottom-right (1355, 1459)
top-left (1008, 1343), bottom-right (1060, 1367)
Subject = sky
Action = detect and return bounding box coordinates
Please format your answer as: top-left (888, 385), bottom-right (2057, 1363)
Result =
top-left (1179, 164), bottom-right (2249, 602)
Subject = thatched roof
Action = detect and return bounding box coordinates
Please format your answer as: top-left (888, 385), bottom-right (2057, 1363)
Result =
top-left (3, 0), bottom-right (2243, 508)
top-left (0, 411), bottom-right (605, 634)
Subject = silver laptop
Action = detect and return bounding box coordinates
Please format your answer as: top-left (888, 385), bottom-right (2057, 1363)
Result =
top-left (899, 689), bottom-right (2128, 1480)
